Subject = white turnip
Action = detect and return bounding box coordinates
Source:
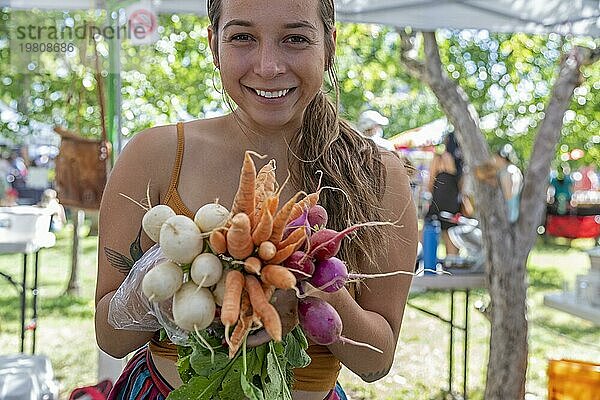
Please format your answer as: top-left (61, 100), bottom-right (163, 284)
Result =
top-left (141, 260), bottom-right (183, 302)
top-left (142, 205), bottom-right (176, 242)
top-left (194, 203), bottom-right (230, 232)
top-left (172, 282), bottom-right (216, 331)
top-left (212, 269), bottom-right (229, 306)
top-left (190, 253), bottom-right (223, 287)
top-left (159, 215), bottom-right (204, 264)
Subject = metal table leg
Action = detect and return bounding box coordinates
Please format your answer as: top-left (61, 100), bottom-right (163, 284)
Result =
top-left (449, 290), bottom-right (454, 395)
top-left (408, 287), bottom-right (475, 399)
top-left (20, 253), bottom-right (28, 353)
top-left (32, 250), bottom-right (40, 353)
top-left (464, 290), bottom-right (470, 400)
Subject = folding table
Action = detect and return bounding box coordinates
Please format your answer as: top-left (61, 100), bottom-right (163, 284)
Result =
top-left (0, 206), bottom-right (55, 354)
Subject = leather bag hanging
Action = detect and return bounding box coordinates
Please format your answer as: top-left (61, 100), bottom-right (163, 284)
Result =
top-left (54, 42), bottom-right (111, 210)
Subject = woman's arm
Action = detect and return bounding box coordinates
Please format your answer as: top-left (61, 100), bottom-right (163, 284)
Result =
top-left (427, 154), bottom-right (440, 193)
top-left (316, 152), bottom-right (418, 382)
top-left (95, 127), bottom-right (173, 358)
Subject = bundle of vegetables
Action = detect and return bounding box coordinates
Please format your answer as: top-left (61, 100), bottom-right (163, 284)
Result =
top-left (137, 151), bottom-right (406, 399)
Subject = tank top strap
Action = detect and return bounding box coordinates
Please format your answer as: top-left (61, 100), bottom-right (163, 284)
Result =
top-left (166, 122), bottom-right (185, 195)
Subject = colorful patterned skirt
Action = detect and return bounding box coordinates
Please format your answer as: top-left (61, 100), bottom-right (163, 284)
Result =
top-left (108, 347), bottom-right (347, 400)
top-left (107, 347), bottom-right (171, 400)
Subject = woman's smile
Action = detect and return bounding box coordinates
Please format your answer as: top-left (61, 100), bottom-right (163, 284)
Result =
top-left (244, 85), bottom-right (297, 104)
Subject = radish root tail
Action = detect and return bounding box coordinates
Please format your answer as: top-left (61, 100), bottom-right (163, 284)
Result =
top-left (338, 336), bottom-right (383, 353)
top-left (194, 326), bottom-right (216, 364)
top-left (119, 193), bottom-right (149, 211)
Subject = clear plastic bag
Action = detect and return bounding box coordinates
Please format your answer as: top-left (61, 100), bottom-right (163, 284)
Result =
top-left (108, 243), bottom-right (190, 345)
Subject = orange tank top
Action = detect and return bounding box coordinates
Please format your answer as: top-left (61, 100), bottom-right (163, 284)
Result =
top-left (148, 122), bottom-right (342, 392)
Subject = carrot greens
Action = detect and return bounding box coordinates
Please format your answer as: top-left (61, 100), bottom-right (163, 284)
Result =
top-left (170, 326), bottom-right (310, 400)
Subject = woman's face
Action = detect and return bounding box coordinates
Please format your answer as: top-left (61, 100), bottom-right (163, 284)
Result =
top-left (209, 0), bottom-right (331, 134)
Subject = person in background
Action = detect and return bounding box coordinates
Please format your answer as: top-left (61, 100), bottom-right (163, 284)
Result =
top-left (494, 144), bottom-right (523, 223)
top-left (7, 150), bottom-right (28, 196)
top-left (573, 165), bottom-right (599, 192)
top-left (424, 132), bottom-right (468, 255)
top-left (357, 110), bottom-right (395, 151)
top-left (37, 188), bottom-right (67, 232)
top-left (548, 164), bottom-right (573, 215)
top-left (0, 151), bottom-right (10, 205)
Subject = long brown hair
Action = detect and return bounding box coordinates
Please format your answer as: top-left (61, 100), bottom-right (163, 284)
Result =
top-left (207, 0), bottom-right (386, 272)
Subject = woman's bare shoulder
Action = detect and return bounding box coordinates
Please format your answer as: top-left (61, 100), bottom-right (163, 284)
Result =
top-left (120, 123), bottom-right (177, 159)
top-left (107, 124), bottom-right (179, 194)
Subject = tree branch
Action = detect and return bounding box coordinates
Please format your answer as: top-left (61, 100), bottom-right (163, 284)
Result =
top-left (517, 46), bottom-right (596, 250)
top-left (420, 32), bottom-right (491, 166)
top-left (397, 29), bottom-right (425, 81)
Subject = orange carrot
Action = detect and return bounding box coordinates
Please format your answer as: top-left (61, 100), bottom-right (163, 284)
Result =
top-left (255, 159), bottom-right (277, 205)
top-left (258, 241), bottom-right (277, 261)
top-left (252, 282), bottom-right (276, 327)
top-left (260, 264), bottom-right (297, 290)
top-left (245, 275), bottom-right (282, 342)
top-left (277, 226), bottom-right (306, 250)
top-left (209, 230), bottom-right (227, 254)
top-left (232, 151), bottom-right (263, 225)
top-left (228, 289), bottom-right (253, 358)
top-left (227, 213), bottom-right (254, 260)
top-left (270, 192), bottom-right (302, 245)
top-left (289, 191), bottom-right (320, 221)
top-left (261, 282), bottom-right (275, 302)
top-left (243, 256), bottom-right (262, 276)
top-left (269, 237), bottom-right (305, 265)
top-left (252, 205), bottom-right (273, 245)
top-left (220, 270), bottom-right (245, 345)
top-left (267, 195), bottom-right (279, 218)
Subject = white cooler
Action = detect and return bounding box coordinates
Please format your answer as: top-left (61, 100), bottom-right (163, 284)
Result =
top-left (0, 206), bottom-right (53, 243)
top-left (0, 355), bottom-right (59, 400)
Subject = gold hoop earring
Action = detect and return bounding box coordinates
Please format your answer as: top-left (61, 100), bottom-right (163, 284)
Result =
top-left (212, 65), bottom-right (223, 94)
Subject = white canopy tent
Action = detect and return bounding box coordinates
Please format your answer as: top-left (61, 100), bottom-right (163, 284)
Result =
top-left (3, 0), bottom-right (600, 36)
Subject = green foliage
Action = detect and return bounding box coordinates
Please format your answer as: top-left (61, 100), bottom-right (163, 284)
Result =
top-left (170, 326), bottom-right (310, 400)
top-left (527, 265), bottom-right (563, 289)
top-left (1, 7), bottom-right (597, 170)
top-left (333, 23), bottom-right (444, 136)
top-left (436, 30), bottom-right (599, 170)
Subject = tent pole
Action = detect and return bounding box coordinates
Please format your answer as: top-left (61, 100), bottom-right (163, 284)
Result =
top-left (106, 3), bottom-right (122, 165)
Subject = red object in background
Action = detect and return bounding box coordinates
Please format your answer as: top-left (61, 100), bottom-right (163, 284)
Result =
top-left (546, 214), bottom-right (600, 239)
top-left (69, 379), bottom-right (113, 400)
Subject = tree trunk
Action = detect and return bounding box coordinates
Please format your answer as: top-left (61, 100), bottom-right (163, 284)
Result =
top-left (398, 31), bottom-right (595, 399)
top-left (65, 208), bottom-right (85, 296)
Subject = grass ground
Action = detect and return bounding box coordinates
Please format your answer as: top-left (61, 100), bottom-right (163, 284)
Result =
top-left (0, 226), bottom-right (598, 399)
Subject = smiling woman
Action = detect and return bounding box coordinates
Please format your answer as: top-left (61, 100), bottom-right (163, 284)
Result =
top-left (210, 0), bottom-right (327, 133)
top-left (95, 0), bottom-right (417, 399)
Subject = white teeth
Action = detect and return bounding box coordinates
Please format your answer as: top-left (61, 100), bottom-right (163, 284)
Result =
top-left (254, 89), bottom-right (290, 98)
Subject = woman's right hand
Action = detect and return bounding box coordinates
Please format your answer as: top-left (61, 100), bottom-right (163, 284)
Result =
top-left (246, 288), bottom-right (299, 347)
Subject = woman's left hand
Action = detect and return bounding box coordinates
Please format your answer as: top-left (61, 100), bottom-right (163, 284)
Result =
top-left (246, 288), bottom-right (298, 347)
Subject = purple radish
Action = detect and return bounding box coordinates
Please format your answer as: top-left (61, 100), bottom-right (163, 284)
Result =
top-left (282, 208), bottom-right (311, 241)
top-left (307, 205), bottom-right (328, 229)
top-left (298, 296), bottom-right (382, 353)
top-left (284, 251), bottom-right (315, 280)
top-left (308, 256), bottom-right (417, 293)
top-left (309, 256), bottom-right (347, 292)
top-left (308, 220), bottom-right (397, 261)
